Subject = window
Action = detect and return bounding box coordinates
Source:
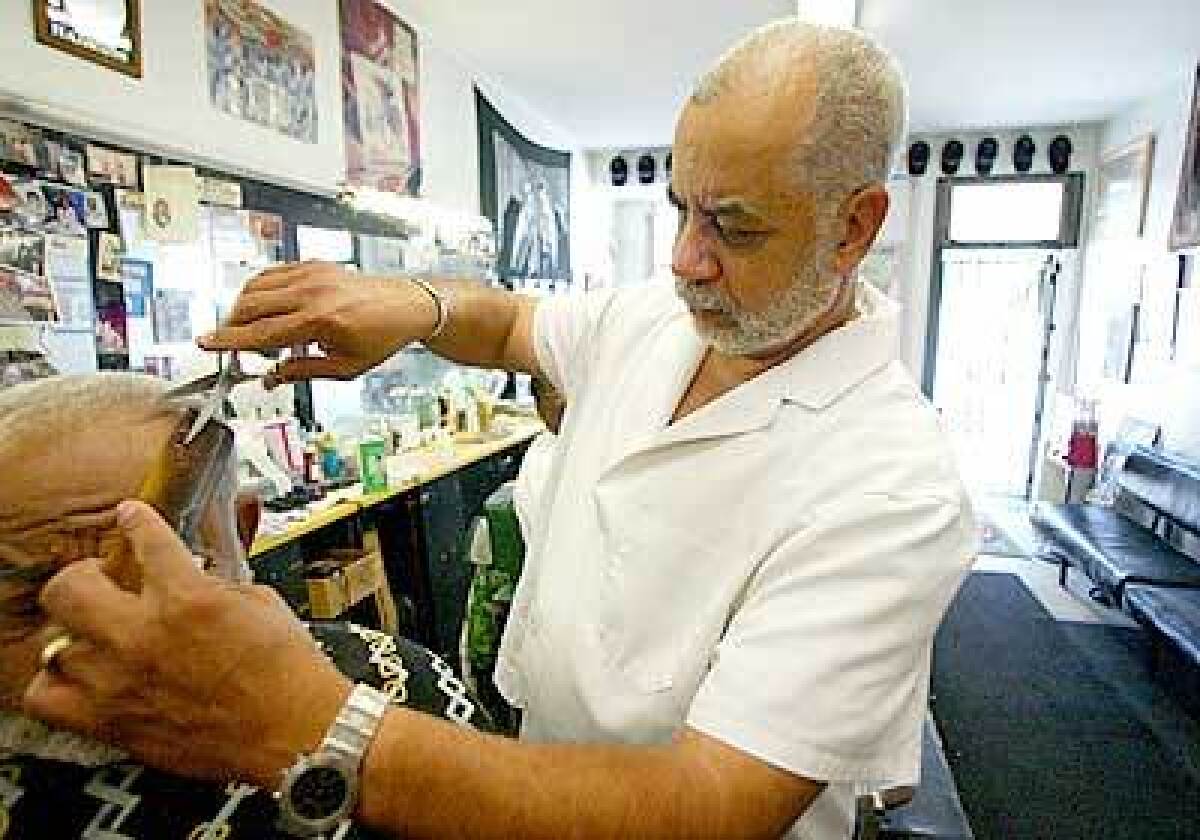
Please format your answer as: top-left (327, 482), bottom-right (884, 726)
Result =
top-left (948, 181), bottom-right (1067, 244)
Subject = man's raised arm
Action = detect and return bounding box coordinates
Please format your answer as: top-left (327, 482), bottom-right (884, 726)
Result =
top-left (199, 261), bottom-right (542, 385)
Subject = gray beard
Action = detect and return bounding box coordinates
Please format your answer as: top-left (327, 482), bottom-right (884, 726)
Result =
top-left (674, 243), bottom-right (845, 357)
top-left (0, 711), bottom-right (127, 767)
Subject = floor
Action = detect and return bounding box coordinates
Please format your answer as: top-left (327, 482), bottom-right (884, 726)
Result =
top-left (972, 493), bottom-right (1136, 627)
top-left (974, 552), bottom-right (1137, 627)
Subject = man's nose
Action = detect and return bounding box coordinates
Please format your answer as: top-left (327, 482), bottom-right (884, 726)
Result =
top-left (671, 222), bottom-right (721, 282)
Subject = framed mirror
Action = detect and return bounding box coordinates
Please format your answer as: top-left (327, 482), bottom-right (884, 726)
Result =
top-left (32, 0), bottom-right (142, 78)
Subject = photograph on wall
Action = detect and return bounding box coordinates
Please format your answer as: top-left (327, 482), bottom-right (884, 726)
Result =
top-left (83, 191), bottom-right (109, 228)
top-left (151, 288), bottom-right (193, 344)
top-left (0, 121), bottom-right (41, 167)
top-left (85, 144), bottom-right (139, 188)
top-left (120, 258), bottom-right (154, 318)
top-left (204, 0), bottom-right (318, 144)
top-left (1170, 64), bottom-right (1200, 250)
top-left (476, 89), bottom-right (571, 286)
top-left (96, 300), bottom-right (128, 353)
top-left (96, 231), bottom-right (124, 281)
top-left (340, 0), bottom-right (421, 195)
top-left (58, 147), bottom-right (88, 186)
top-left (0, 268), bottom-right (57, 322)
top-left (11, 180), bottom-right (53, 228)
top-left (33, 0), bottom-right (142, 78)
top-left (0, 231), bottom-right (47, 278)
top-left (1093, 135), bottom-right (1155, 241)
top-left (142, 165), bottom-right (201, 244)
top-left (41, 185), bottom-right (88, 236)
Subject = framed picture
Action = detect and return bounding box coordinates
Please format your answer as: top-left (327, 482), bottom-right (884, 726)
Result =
top-left (476, 89), bottom-right (572, 286)
top-left (1093, 135), bottom-right (1155, 241)
top-left (205, 0), bottom-right (318, 143)
top-left (1170, 63), bottom-right (1200, 251)
top-left (32, 0), bottom-right (143, 79)
top-left (340, 0), bottom-right (421, 195)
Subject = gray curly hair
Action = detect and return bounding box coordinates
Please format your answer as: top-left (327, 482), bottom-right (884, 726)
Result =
top-left (692, 20), bottom-right (907, 205)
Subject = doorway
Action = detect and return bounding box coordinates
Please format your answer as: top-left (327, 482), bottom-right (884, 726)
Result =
top-left (925, 174), bottom-right (1084, 498)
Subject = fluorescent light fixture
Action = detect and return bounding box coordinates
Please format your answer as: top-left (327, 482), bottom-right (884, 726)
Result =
top-left (795, 0), bottom-right (858, 28)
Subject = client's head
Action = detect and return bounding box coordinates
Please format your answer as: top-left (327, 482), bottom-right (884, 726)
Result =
top-left (0, 373), bottom-right (248, 759)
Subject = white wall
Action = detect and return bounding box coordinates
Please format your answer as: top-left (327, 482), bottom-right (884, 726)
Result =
top-left (1085, 69), bottom-right (1200, 458)
top-left (894, 126), bottom-right (1102, 382)
top-left (1101, 76), bottom-right (1194, 250)
top-left (0, 0), bottom-right (579, 221)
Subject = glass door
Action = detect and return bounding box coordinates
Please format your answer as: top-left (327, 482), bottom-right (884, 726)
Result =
top-left (925, 175), bottom-right (1083, 498)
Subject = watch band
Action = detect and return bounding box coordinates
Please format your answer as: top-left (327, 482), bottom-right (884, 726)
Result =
top-left (275, 683), bottom-right (391, 837)
top-left (323, 683), bottom-right (390, 768)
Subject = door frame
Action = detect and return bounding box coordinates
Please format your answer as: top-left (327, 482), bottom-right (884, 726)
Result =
top-left (922, 172), bottom-right (1086, 396)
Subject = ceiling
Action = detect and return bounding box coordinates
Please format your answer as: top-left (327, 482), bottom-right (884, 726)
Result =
top-left (419, 0), bottom-right (1200, 149)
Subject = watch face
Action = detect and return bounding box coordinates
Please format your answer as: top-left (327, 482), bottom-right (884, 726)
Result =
top-left (292, 765), bottom-right (350, 820)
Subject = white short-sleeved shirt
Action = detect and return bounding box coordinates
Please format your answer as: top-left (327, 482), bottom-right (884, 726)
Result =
top-left (494, 280), bottom-right (976, 839)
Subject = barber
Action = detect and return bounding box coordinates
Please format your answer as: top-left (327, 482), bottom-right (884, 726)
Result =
top-left (25, 21), bottom-right (974, 840)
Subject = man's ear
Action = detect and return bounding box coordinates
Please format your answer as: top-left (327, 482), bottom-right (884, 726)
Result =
top-left (832, 185), bottom-right (890, 278)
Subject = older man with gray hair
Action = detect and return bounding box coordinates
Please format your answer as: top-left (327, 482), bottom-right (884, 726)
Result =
top-left (26, 20), bottom-right (974, 839)
top-left (0, 374), bottom-right (489, 838)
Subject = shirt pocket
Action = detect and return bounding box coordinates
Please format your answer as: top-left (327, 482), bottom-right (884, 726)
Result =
top-left (592, 539), bottom-right (728, 734)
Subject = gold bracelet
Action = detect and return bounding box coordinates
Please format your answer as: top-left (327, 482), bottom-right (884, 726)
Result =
top-left (410, 278), bottom-right (449, 340)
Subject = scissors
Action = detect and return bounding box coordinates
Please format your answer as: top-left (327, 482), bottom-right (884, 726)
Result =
top-left (165, 351), bottom-right (262, 444)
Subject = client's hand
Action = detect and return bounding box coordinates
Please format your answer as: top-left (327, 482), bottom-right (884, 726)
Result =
top-left (23, 500), bottom-right (352, 789)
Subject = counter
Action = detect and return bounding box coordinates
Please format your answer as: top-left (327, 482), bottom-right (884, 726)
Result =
top-left (249, 419), bottom-right (543, 558)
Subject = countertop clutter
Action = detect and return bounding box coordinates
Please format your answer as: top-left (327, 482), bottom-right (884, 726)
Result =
top-left (250, 417), bottom-right (543, 558)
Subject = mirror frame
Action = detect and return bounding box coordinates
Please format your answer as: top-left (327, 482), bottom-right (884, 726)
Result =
top-left (32, 0), bottom-right (143, 79)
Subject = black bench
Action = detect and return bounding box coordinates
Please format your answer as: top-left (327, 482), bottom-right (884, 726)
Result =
top-left (1032, 446), bottom-right (1200, 682)
top-left (1125, 585), bottom-right (1200, 669)
top-left (1031, 446), bottom-right (1200, 608)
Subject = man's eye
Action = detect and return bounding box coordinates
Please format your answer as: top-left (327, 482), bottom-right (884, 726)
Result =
top-left (716, 225), bottom-right (768, 246)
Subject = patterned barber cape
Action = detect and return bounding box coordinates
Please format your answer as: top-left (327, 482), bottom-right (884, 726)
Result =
top-left (0, 622), bottom-right (491, 839)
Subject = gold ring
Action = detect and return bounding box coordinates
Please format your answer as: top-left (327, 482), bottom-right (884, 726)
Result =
top-left (39, 632), bottom-right (74, 670)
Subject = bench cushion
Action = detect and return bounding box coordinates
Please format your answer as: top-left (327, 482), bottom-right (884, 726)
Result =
top-left (1125, 585), bottom-right (1200, 667)
top-left (1119, 447), bottom-right (1200, 537)
top-left (1030, 502), bottom-right (1200, 604)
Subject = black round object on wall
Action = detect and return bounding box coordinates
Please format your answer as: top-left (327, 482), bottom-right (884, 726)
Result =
top-left (908, 141), bottom-right (930, 176)
top-left (610, 155), bottom-right (629, 186)
top-left (1013, 135), bottom-right (1037, 173)
top-left (975, 137), bottom-right (1000, 176)
top-left (941, 139), bottom-right (965, 175)
top-left (1048, 135), bottom-right (1073, 174)
top-left (637, 153), bottom-right (657, 185)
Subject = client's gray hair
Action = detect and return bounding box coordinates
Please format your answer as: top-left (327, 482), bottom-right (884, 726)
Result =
top-left (0, 373), bottom-right (179, 447)
top-left (692, 19), bottom-right (907, 205)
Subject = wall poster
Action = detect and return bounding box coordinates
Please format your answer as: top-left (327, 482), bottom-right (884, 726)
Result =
top-left (476, 89), bottom-right (571, 287)
top-left (1170, 63), bottom-right (1200, 251)
top-left (340, 0), bottom-right (421, 195)
top-left (205, 0), bottom-right (318, 143)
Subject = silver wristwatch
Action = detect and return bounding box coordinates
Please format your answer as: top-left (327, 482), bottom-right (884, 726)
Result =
top-left (276, 683), bottom-right (390, 837)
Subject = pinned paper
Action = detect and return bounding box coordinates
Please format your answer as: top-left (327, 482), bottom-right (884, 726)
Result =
top-left (143, 165), bottom-right (200, 243)
top-left (200, 176), bottom-right (243, 208)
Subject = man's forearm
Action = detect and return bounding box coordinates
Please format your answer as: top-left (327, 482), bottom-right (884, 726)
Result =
top-left (355, 709), bottom-right (814, 840)
top-left (415, 280), bottom-right (541, 376)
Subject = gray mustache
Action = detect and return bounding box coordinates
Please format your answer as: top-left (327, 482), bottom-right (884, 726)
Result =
top-left (675, 280), bottom-right (733, 313)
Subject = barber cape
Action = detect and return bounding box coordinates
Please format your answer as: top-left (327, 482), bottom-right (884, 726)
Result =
top-left (0, 622), bottom-right (491, 839)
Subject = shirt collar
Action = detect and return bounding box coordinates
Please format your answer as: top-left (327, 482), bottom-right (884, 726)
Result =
top-left (648, 282), bottom-right (898, 450)
top-left (765, 281), bottom-right (900, 411)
